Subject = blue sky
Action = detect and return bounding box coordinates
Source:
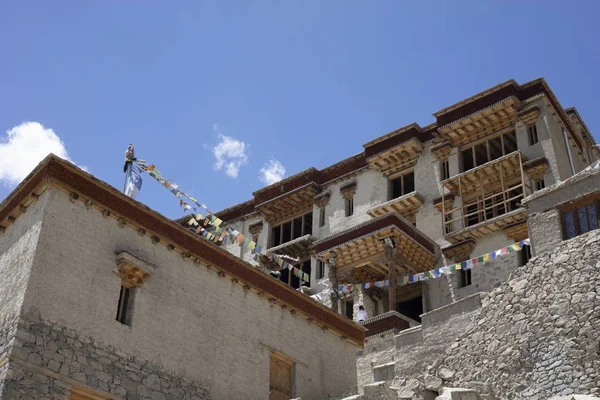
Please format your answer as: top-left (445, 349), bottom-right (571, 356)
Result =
top-left (1, 1), bottom-right (600, 219)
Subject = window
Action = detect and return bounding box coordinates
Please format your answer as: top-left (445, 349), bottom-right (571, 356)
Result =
top-left (528, 125), bottom-right (539, 145)
top-left (390, 171), bottom-right (415, 200)
top-left (534, 179), bottom-right (545, 191)
top-left (319, 207), bottom-right (326, 227)
top-left (270, 213), bottom-right (313, 247)
top-left (440, 160), bottom-right (450, 181)
top-left (345, 198), bottom-right (354, 217)
top-left (460, 131), bottom-right (519, 173)
top-left (116, 285), bottom-right (135, 326)
top-left (562, 197), bottom-right (600, 239)
top-left (316, 260), bottom-right (325, 280)
top-left (519, 244), bottom-right (532, 267)
top-left (459, 269), bottom-right (472, 288)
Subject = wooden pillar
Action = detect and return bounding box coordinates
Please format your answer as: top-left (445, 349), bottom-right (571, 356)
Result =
top-left (328, 256), bottom-right (339, 313)
top-left (384, 240), bottom-right (397, 312)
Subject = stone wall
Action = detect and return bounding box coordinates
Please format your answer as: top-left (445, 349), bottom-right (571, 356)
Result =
top-left (0, 191), bottom-right (48, 365)
top-left (357, 228), bottom-right (600, 399)
top-left (427, 237), bottom-right (521, 310)
top-left (2, 314), bottom-right (209, 399)
top-left (1, 188), bottom-right (358, 400)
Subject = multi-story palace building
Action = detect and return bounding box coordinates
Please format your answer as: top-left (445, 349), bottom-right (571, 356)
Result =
top-left (215, 78), bottom-right (598, 335)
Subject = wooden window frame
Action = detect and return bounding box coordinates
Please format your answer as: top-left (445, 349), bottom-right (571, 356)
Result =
top-left (270, 351), bottom-right (295, 400)
top-left (389, 170), bottom-right (415, 200)
top-left (534, 179), bottom-right (545, 191)
top-left (319, 207), bottom-right (326, 227)
top-left (528, 125), bottom-right (539, 145)
top-left (560, 196), bottom-right (600, 240)
top-left (116, 285), bottom-right (135, 326)
top-left (440, 160), bottom-right (450, 181)
top-left (316, 260), bottom-right (325, 280)
top-left (345, 198), bottom-right (354, 217)
top-left (270, 212), bottom-right (313, 247)
top-left (459, 269), bottom-right (472, 288)
top-left (459, 130), bottom-right (517, 173)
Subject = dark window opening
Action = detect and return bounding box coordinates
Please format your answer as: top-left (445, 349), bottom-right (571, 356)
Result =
top-left (390, 171), bottom-right (415, 200)
top-left (534, 179), bottom-right (545, 191)
top-left (440, 160), bottom-right (450, 181)
top-left (303, 213), bottom-right (313, 235)
top-left (319, 208), bottom-right (326, 227)
top-left (489, 137), bottom-right (503, 161)
top-left (461, 148), bottom-right (474, 172)
top-left (271, 212), bottom-right (314, 247)
top-left (116, 285), bottom-right (134, 326)
top-left (503, 131), bottom-right (518, 153)
top-left (403, 172), bottom-right (415, 193)
top-left (396, 296), bottom-right (423, 322)
top-left (344, 300), bottom-right (354, 320)
top-left (519, 244), bottom-right (532, 267)
top-left (460, 131), bottom-right (519, 173)
top-left (272, 226), bottom-right (281, 247)
top-left (316, 260), bottom-right (325, 280)
top-left (345, 198), bottom-right (354, 217)
top-left (528, 125), bottom-right (539, 145)
top-left (292, 217), bottom-right (302, 239)
top-left (282, 221), bottom-right (292, 243)
top-left (459, 269), bottom-right (472, 288)
top-left (474, 143), bottom-right (489, 167)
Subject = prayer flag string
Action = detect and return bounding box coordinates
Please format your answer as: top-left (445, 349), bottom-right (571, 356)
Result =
top-left (129, 158), bottom-right (310, 282)
top-left (336, 239), bottom-right (530, 293)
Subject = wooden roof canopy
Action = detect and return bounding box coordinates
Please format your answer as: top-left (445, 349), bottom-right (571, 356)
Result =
top-left (437, 96), bottom-right (522, 147)
top-left (365, 137), bottom-right (424, 177)
top-left (255, 182), bottom-right (321, 225)
top-left (367, 192), bottom-right (423, 221)
top-left (313, 213), bottom-right (438, 283)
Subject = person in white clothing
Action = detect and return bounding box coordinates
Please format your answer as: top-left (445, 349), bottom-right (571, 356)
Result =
top-left (356, 305), bottom-right (368, 322)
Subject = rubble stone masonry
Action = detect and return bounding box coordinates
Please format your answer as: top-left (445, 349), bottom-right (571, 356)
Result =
top-left (357, 229), bottom-right (600, 399)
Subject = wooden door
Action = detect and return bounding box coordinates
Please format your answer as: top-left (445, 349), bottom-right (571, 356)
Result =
top-left (270, 352), bottom-right (293, 400)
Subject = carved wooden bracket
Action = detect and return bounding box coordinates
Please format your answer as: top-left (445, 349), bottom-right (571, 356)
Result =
top-left (340, 182), bottom-right (357, 201)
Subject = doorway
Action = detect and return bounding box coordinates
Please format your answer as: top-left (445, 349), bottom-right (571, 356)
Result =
top-left (397, 296), bottom-right (423, 322)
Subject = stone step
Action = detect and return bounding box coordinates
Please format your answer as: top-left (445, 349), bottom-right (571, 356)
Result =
top-left (362, 381), bottom-right (396, 400)
top-left (435, 387), bottom-right (482, 400)
top-left (372, 361), bottom-right (395, 382)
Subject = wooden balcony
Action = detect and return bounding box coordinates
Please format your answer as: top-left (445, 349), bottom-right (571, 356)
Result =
top-left (367, 191), bottom-right (423, 222)
top-left (441, 151), bottom-right (530, 244)
top-left (313, 213), bottom-right (438, 284)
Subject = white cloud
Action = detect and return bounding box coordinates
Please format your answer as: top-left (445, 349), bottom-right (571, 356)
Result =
top-left (259, 159), bottom-right (286, 185)
top-left (211, 125), bottom-right (248, 179)
top-left (0, 122), bottom-right (81, 187)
